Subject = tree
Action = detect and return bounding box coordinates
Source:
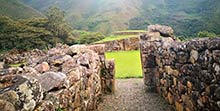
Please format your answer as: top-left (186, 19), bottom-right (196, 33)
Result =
top-left (0, 16), bottom-right (57, 52)
top-left (46, 6), bottom-right (74, 43)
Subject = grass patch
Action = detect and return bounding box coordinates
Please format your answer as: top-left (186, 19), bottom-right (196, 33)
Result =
top-left (95, 35), bottom-right (137, 43)
top-left (8, 62), bottom-right (27, 67)
top-left (115, 30), bottom-right (146, 33)
top-left (105, 50), bottom-right (143, 79)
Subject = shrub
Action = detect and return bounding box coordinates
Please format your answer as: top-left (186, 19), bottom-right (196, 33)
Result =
top-left (197, 31), bottom-right (217, 38)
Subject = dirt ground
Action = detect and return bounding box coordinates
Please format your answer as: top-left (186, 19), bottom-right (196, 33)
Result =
top-left (97, 78), bottom-right (174, 111)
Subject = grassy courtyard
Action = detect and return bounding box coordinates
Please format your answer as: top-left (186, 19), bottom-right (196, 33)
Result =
top-left (105, 50), bottom-right (143, 79)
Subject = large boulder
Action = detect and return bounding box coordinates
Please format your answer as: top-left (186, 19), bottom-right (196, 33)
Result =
top-left (148, 24), bottom-right (174, 37)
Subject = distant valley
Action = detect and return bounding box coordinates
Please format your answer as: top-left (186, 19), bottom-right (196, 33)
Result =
top-left (1, 0), bottom-right (220, 36)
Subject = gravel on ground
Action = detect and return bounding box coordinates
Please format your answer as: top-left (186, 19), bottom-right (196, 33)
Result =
top-left (97, 78), bottom-right (174, 111)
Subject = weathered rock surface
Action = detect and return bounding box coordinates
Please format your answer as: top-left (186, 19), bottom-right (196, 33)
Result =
top-left (0, 44), bottom-right (115, 111)
top-left (96, 37), bottom-right (140, 52)
top-left (148, 24), bottom-right (174, 37)
top-left (141, 25), bottom-right (220, 111)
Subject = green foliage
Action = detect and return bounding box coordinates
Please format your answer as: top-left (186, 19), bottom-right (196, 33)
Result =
top-left (46, 6), bottom-right (65, 25)
top-left (73, 30), bottom-right (104, 44)
top-left (55, 107), bottom-right (64, 111)
top-left (12, 0), bottom-right (220, 36)
top-left (130, 0), bottom-right (220, 37)
top-left (0, 6), bottom-right (78, 52)
top-left (46, 6), bottom-right (74, 43)
top-left (128, 17), bottom-right (150, 30)
top-left (0, 16), bottom-right (56, 51)
top-left (105, 50), bottom-right (143, 79)
top-left (197, 31), bottom-right (217, 38)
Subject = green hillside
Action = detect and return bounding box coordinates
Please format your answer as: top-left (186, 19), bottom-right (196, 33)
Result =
top-left (16, 0), bottom-right (220, 37)
top-left (0, 0), bottom-right (44, 19)
top-left (19, 0), bottom-right (141, 34)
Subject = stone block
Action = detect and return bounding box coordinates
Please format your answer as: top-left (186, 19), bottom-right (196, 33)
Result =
top-left (190, 50), bottom-right (199, 64)
top-left (175, 101), bottom-right (184, 111)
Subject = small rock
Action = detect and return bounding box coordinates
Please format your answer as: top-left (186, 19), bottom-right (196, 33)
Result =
top-left (172, 69), bottom-right (180, 77)
top-left (35, 62), bottom-right (50, 73)
top-left (217, 101), bottom-right (220, 107)
top-left (167, 92), bottom-right (173, 104)
top-left (177, 51), bottom-right (189, 64)
top-left (187, 81), bottom-right (193, 90)
top-left (207, 38), bottom-right (220, 50)
top-left (173, 77), bottom-right (177, 86)
top-left (0, 62), bottom-right (4, 69)
top-left (197, 99), bottom-right (204, 107)
top-left (214, 87), bottom-right (220, 100)
top-left (0, 99), bottom-right (15, 111)
top-left (164, 66), bottom-right (173, 75)
top-left (190, 50), bottom-right (199, 64)
top-left (67, 45), bottom-right (87, 56)
top-left (175, 101), bottom-right (184, 111)
top-left (212, 50), bottom-right (220, 63)
top-left (213, 63), bottom-right (220, 75)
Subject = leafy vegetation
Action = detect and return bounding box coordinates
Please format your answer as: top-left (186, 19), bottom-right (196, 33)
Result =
top-left (105, 50), bottom-right (143, 79)
top-left (55, 107), bottom-right (64, 111)
top-left (130, 0), bottom-right (220, 37)
top-left (197, 31), bottom-right (219, 38)
top-left (0, 6), bottom-right (74, 52)
top-left (19, 0), bottom-right (141, 34)
top-left (18, 0), bottom-right (220, 37)
top-left (0, 6), bottom-right (105, 52)
top-left (0, 16), bottom-right (54, 51)
top-left (72, 30), bottom-right (104, 44)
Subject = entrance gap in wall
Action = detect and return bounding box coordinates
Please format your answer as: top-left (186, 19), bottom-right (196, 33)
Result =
top-left (105, 50), bottom-right (143, 79)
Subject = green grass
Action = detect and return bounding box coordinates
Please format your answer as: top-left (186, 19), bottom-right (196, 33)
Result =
top-left (115, 30), bottom-right (146, 33)
top-left (8, 62), bottom-right (27, 67)
top-left (95, 35), bottom-right (137, 43)
top-left (105, 50), bottom-right (143, 79)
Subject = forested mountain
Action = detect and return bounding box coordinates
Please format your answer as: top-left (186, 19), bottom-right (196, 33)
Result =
top-left (17, 0), bottom-right (220, 36)
top-left (1, 0), bottom-right (220, 36)
top-left (0, 0), bottom-right (44, 19)
top-left (18, 0), bottom-right (141, 34)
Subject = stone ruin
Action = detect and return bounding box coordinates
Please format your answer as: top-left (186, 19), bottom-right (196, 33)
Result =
top-left (95, 31), bottom-right (146, 52)
top-left (140, 24), bottom-right (220, 111)
top-left (0, 44), bottom-right (115, 111)
top-left (1, 23), bottom-right (220, 111)
top-left (96, 37), bottom-right (140, 52)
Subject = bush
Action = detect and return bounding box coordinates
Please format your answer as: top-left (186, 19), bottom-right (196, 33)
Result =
top-left (73, 30), bottom-right (104, 44)
top-left (197, 31), bottom-right (217, 38)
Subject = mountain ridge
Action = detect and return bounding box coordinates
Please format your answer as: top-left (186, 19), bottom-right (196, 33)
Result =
top-left (0, 0), bottom-right (45, 19)
top-left (9, 0), bottom-right (220, 36)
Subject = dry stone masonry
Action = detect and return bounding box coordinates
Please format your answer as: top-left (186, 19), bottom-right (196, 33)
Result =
top-left (96, 37), bottom-right (140, 52)
top-left (140, 24), bottom-right (220, 111)
top-left (0, 44), bottom-right (115, 111)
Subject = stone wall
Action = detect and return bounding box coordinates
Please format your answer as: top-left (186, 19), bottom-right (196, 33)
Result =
top-left (0, 44), bottom-right (115, 111)
top-left (88, 44), bottom-right (115, 94)
top-left (140, 25), bottom-right (220, 111)
top-left (97, 37), bottom-right (140, 52)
